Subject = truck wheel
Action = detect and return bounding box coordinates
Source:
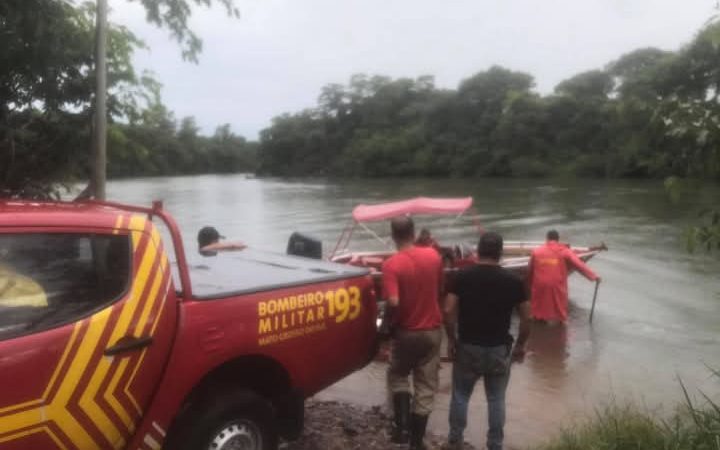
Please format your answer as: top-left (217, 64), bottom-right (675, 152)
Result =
top-left (181, 389), bottom-right (278, 450)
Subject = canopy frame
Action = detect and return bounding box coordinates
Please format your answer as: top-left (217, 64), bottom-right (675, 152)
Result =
top-left (329, 197), bottom-right (483, 259)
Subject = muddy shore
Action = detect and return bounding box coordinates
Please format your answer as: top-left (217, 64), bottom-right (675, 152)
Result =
top-left (282, 400), bottom-right (476, 450)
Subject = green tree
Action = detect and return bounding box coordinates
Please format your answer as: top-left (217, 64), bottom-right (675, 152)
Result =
top-left (650, 22), bottom-right (720, 179)
top-left (555, 70), bottom-right (613, 100)
top-left (1, 0), bottom-right (240, 197)
top-left (608, 47), bottom-right (674, 100)
top-left (0, 0), bottom-right (145, 197)
top-left (256, 29), bottom-right (720, 182)
top-left (661, 18), bottom-right (720, 253)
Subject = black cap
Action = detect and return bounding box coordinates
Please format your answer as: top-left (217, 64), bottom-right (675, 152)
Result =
top-left (198, 226), bottom-right (225, 248)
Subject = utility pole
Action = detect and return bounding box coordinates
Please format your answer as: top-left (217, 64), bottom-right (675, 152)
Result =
top-left (93, 0), bottom-right (108, 200)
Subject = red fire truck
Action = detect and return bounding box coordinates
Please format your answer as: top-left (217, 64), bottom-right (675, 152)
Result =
top-left (0, 200), bottom-right (378, 450)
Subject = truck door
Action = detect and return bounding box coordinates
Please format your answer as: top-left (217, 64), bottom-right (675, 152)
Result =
top-left (0, 223), bottom-right (177, 449)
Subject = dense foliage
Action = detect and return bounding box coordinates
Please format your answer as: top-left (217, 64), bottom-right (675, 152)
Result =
top-left (108, 98), bottom-right (257, 178)
top-left (1, 0), bottom-right (136, 197)
top-left (258, 22), bottom-right (720, 181)
top-left (0, 0), bottom-right (250, 198)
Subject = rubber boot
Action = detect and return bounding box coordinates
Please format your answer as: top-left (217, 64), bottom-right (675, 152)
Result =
top-left (410, 413), bottom-right (429, 450)
top-left (391, 392), bottom-right (411, 444)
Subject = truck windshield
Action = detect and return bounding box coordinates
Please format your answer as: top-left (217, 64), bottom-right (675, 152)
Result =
top-left (0, 233), bottom-right (131, 341)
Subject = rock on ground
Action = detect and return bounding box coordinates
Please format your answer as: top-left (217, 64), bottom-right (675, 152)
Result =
top-left (282, 400), bottom-right (476, 450)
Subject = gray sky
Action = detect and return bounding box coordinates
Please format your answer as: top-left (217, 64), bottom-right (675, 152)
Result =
top-left (112, 0), bottom-right (716, 139)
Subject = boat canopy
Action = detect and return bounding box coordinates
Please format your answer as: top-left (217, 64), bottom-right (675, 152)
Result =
top-left (352, 197), bottom-right (474, 223)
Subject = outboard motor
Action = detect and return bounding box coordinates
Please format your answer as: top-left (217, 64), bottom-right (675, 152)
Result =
top-left (286, 232), bottom-right (322, 259)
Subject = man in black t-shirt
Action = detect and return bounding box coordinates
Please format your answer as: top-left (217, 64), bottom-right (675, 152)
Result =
top-left (442, 231), bottom-right (531, 450)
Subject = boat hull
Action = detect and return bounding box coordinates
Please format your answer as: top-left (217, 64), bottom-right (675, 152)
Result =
top-left (331, 241), bottom-right (602, 277)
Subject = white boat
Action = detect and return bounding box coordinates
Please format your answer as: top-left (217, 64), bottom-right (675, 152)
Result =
top-left (329, 196), bottom-right (606, 277)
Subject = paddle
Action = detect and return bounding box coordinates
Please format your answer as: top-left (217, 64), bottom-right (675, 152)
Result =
top-left (589, 279), bottom-right (601, 323)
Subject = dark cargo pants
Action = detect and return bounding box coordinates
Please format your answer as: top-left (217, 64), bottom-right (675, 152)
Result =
top-left (387, 328), bottom-right (442, 415)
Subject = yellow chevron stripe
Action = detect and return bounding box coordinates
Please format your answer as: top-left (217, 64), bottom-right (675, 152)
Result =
top-left (150, 276), bottom-right (172, 336)
top-left (44, 425), bottom-right (70, 450)
top-left (125, 250), bottom-right (169, 418)
top-left (0, 425), bottom-right (68, 450)
top-left (0, 219), bottom-right (172, 449)
top-left (0, 409), bottom-right (44, 440)
top-left (0, 427), bottom-right (38, 444)
top-left (49, 308), bottom-right (114, 447)
top-left (42, 323), bottom-right (82, 400)
top-left (130, 216), bottom-right (147, 251)
top-left (107, 231), bottom-right (157, 346)
top-left (69, 222), bottom-right (150, 447)
top-left (133, 256), bottom-right (168, 336)
top-left (0, 321), bottom-right (81, 416)
top-left (105, 357), bottom-right (133, 431)
top-left (0, 399), bottom-right (40, 416)
top-left (0, 314), bottom-right (102, 447)
top-left (124, 262), bottom-right (168, 414)
top-left (150, 227), bottom-right (162, 246)
top-left (125, 275), bottom-right (171, 415)
top-left (78, 353), bottom-right (123, 445)
top-left (44, 228), bottom-right (151, 447)
top-left (125, 235), bottom-right (166, 414)
top-left (77, 230), bottom-right (158, 445)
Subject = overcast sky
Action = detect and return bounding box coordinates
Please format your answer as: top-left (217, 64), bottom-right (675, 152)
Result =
top-left (112, 0), bottom-right (716, 139)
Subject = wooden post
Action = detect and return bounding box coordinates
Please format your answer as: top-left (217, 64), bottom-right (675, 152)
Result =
top-left (93, 0), bottom-right (108, 200)
top-left (589, 280), bottom-right (600, 323)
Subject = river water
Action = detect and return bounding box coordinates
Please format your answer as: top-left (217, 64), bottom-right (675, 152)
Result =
top-left (108, 175), bottom-right (720, 449)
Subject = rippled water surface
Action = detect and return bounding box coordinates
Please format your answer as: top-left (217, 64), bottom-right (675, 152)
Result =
top-left (109, 175), bottom-right (720, 449)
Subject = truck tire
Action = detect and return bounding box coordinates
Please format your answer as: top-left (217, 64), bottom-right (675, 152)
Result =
top-left (177, 389), bottom-right (278, 450)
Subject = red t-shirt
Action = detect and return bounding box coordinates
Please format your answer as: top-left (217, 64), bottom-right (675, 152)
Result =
top-left (382, 246), bottom-right (444, 330)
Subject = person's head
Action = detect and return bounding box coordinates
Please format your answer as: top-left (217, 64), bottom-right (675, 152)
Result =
top-left (198, 226), bottom-right (223, 250)
top-left (546, 229), bottom-right (560, 242)
top-left (477, 231), bottom-right (503, 262)
top-left (391, 216), bottom-right (415, 246)
top-left (417, 228), bottom-right (432, 244)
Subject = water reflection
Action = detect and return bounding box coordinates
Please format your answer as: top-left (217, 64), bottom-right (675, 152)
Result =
top-left (526, 322), bottom-right (569, 389)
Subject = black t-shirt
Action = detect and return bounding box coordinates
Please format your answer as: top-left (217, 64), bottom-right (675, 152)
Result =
top-left (449, 264), bottom-right (528, 346)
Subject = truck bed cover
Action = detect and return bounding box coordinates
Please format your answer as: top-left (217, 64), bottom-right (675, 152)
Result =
top-left (189, 249), bottom-right (370, 299)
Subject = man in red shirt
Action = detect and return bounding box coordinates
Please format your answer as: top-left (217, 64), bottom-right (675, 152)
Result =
top-left (528, 230), bottom-right (600, 324)
top-left (383, 216), bottom-right (444, 450)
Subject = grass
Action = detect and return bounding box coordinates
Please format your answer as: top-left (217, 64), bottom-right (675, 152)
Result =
top-left (537, 372), bottom-right (720, 450)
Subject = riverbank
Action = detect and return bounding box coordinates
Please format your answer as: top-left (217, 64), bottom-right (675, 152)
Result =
top-left (288, 392), bottom-right (720, 450)
top-left (283, 400), bottom-right (474, 450)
